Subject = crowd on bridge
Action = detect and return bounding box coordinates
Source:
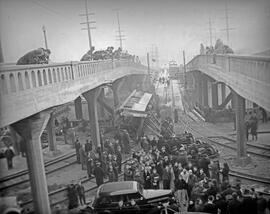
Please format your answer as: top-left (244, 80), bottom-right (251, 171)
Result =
top-left (15, 46), bottom-right (140, 65)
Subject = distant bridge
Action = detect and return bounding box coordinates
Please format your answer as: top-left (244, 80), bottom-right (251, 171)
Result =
top-left (186, 54), bottom-right (270, 111)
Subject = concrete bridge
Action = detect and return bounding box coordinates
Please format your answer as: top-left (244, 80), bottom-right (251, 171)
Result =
top-left (0, 59), bottom-right (147, 127)
top-left (186, 54), bottom-right (270, 162)
top-left (0, 58), bottom-right (148, 214)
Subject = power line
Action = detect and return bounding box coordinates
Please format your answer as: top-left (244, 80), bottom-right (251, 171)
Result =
top-left (80, 0), bottom-right (96, 56)
top-left (115, 10), bottom-right (125, 49)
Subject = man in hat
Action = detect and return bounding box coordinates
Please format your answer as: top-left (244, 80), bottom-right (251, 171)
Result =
top-left (93, 161), bottom-right (105, 187)
top-left (5, 145), bottom-right (15, 169)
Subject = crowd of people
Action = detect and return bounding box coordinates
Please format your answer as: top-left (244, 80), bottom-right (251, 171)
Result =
top-left (119, 133), bottom-right (269, 214)
top-left (200, 39), bottom-right (234, 55)
top-left (80, 46), bottom-right (140, 63)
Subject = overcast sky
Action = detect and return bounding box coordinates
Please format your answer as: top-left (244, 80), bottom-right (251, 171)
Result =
top-left (1, 0), bottom-right (270, 66)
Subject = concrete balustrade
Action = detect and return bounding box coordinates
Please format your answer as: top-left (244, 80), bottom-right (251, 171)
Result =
top-left (0, 59), bottom-right (146, 127)
top-left (0, 59), bottom-right (131, 95)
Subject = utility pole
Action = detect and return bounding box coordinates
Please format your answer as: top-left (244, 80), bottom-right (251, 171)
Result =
top-left (183, 50), bottom-right (187, 90)
top-left (115, 11), bottom-right (125, 49)
top-left (220, 0), bottom-right (235, 46)
top-left (42, 25), bottom-right (48, 49)
top-left (155, 46), bottom-right (159, 68)
top-left (0, 39), bottom-right (4, 63)
top-left (80, 0), bottom-right (96, 58)
top-left (147, 52), bottom-right (150, 76)
top-left (208, 17), bottom-right (213, 47)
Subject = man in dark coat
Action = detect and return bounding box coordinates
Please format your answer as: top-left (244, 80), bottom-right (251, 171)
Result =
top-left (198, 154), bottom-right (210, 177)
top-left (75, 139), bottom-right (81, 163)
top-left (240, 189), bottom-right (257, 214)
top-left (174, 109), bottom-right (178, 123)
top-left (203, 195), bottom-right (218, 214)
top-left (93, 161), bottom-right (105, 187)
top-left (257, 192), bottom-right (267, 214)
top-left (5, 146), bottom-right (15, 169)
top-left (84, 140), bottom-right (92, 154)
top-left (214, 193), bottom-right (227, 214)
top-left (227, 192), bottom-right (242, 214)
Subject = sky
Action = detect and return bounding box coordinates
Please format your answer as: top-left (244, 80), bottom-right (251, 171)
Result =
top-left (0, 0), bottom-right (270, 66)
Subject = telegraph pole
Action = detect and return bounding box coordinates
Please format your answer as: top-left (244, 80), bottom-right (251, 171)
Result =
top-left (115, 11), bottom-right (125, 49)
top-left (0, 39), bottom-right (4, 63)
top-left (42, 25), bottom-right (48, 49)
top-left (220, 0), bottom-right (235, 46)
top-left (80, 0), bottom-right (96, 58)
top-left (183, 50), bottom-right (187, 90)
top-left (208, 17), bottom-right (213, 47)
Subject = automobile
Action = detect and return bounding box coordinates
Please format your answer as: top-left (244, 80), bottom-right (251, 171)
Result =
top-left (91, 181), bottom-right (175, 214)
top-left (0, 196), bottom-right (22, 214)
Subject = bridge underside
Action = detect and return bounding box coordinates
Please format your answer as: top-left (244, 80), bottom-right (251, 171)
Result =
top-left (189, 64), bottom-right (270, 112)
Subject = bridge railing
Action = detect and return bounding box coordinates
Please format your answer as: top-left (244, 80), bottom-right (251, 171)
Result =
top-left (187, 54), bottom-right (270, 85)
top-left (0, 59), bottom-right (136, 95)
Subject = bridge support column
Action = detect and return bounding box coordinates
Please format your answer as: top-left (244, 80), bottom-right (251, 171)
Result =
top-left (98, 88), bottom-right (106, 118)
top-left (221, 83), bottom-right (226, 103)
top-left (112, 78), bottom-right (125, 109)
top-left (47, 116), bottom-right (57, 153)
top-left (202, 75), bottom-right (208, 107)
top-left (235, 92), bottom-right (246, 157)
top-left (12, 112), bottom-right (51, 214)
top-left (195, 72), bottom-right (203, 106)
top-left (211, 81), bottom-right (218, 109)
top-left (74, 96), bottom-right (83, 120)
top-left (83, 88), bottom-right (102, 149)
top-left (233, 91), bottom-right (251, 164)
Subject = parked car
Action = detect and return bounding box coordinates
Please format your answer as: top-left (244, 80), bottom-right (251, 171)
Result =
top-left (91, 181), bottom-right (175, 214)
top-left (0, 196), bottom-right (22, 214)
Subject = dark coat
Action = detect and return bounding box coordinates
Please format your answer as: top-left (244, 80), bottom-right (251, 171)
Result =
top-left (93, 166), bottom-right (105, 186)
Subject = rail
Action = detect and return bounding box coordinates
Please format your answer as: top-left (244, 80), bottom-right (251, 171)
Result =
top-left (0, 59), bottom-right (134, 95)
top-left (186, 54), bottom-right (270, 86)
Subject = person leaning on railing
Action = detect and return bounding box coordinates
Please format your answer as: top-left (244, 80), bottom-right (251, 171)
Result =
top-left (16, 48), bottom-right (51, 65)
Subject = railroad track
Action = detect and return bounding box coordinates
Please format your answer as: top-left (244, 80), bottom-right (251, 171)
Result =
top-left (0, 152), bottom-right (77, 193)
top-left (21, 158), bottom-right (130, 214)
top-left (207, 136), bottom-right (270, 159)
top-left (167, 80), bottom-right (270, 192)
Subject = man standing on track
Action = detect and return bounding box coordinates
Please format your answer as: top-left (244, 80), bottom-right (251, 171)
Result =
top-left (5, 145), bottom-right (15, 170)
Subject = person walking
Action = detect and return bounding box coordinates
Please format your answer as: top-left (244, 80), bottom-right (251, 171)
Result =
top-left (93, 161), bottom-right (105, 187)
top-left (250, 112), bottom-right (258, 141)
top-left (5, 146), bottom-right (15, 169)
top-left (75, 139), bottom-right (81, 163)
top-left (76, 181), bottom-right (86, 206)
top-left (174, 174), bottom-right (189, 212)
top-left (162, 165), bottom-right (172, 190)
top-left (221, 162), bottom-right (230, 182)
top-left (79, 146), bottom-right (86, 170)
top-left (84, 140), bottom-right (92, 154)
top-left (174, 109), bottom-right (178, 123)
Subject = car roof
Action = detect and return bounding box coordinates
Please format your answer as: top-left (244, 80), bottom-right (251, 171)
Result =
top-left (97, 181), bottom-right (138, 196)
